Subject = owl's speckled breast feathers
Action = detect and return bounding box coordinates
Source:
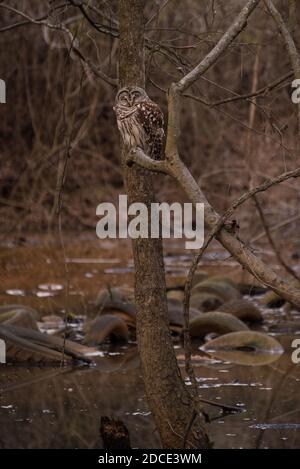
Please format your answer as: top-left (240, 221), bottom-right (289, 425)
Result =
top-left (114, 87), bottom-right (165, 160)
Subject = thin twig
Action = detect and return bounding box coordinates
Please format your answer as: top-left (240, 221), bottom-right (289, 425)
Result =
top-left (251, 213), bottom-right (300, 243)
top-left (254, 196), bottom-right (300, 282)
top-left (176, 0), bottom-right (261, 92)
top-left (264, 0), bottom-right (300, 137)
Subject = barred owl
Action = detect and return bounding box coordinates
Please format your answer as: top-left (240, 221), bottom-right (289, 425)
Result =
top-left (113, 87), bottom-right (165, 160)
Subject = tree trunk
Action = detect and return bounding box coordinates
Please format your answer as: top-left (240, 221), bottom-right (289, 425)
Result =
top-left (118, 0), bottom-right (210, 449)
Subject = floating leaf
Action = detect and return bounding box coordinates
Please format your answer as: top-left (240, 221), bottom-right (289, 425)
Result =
top-left (201, 331), bottom-right (284, 366)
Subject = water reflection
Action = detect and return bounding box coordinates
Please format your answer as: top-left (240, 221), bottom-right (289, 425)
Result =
top-left (0, 237), bottom-right (299, 448)
top-left (0, 338), bottom-right (299, 449)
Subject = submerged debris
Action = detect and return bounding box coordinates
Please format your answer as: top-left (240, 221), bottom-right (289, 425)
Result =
top-left (201, 331), bottom-right (284, 366)
top-left (83, 314), bottom-right (129, 345)
top-left (189, 312), bottom-right (249, 339)
top-left (219, 299), bottom-right (263, 323)
top-left (0, 324), bottom-right (96, 364)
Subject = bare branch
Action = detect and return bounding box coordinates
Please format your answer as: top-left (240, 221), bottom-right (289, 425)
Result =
top-left (264, 0), bottom-right (300, 135)
top-left (126, 148), bottom-right (170, 174)
top-left (0, 3), bottom-right (117, 87)
top-left (251, 213), bottom-right (300, 243)
top-left (182, 91), bottom-right (292, 154)
top-left (254, 196), bottom-right (300, 282)
top-left (121, 0), bottom-right (300, 308)
top-left (132, 104), bottom-right (300, 307)
top-left (223, 167), bottom-right (300, 220)
top-left (67, 0), bottom-right (119, 37)
top-left (176, 0), bottom-right (261, 93)
top-left (211, 71), bottom-right (293, 106)
top-left (288, 0), bottom-right (297, 33)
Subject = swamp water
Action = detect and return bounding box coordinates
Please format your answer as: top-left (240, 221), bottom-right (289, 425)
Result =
top-left (0, 235), bottom-right (299, 448)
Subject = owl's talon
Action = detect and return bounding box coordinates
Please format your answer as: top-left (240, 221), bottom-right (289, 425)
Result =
top-left (126, 158), bottom-right (134, 168)
top-left (126, 152), bottom-right (134, 167)
top-left (125, 148), bottom-right (137, 167)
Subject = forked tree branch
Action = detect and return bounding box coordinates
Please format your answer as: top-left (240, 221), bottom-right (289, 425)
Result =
top-left (131, 91), bottom-right (300, 306)
top-left (127, 0), bottom-right (300, 308)
top-left (176, 0), bottom-right (261, 93)
top-left (128, 148), bottom-right (170, 173)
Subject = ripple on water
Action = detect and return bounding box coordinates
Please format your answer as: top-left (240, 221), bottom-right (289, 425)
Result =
top-left (38, 284), bottom-right (64, 291)
top-left (5, 289), bottom-right (25, 296)
top-left (35, 291), bottom-right (56, 298)
top-left (66, 258), bottom-right (121, 264)
top-left (104, 267), bottom-right (133, 274)
top-left (250, 423), bottom-right (300, 430)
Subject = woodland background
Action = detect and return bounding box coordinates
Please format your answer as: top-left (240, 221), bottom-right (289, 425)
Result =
top-left (0, 0), bottom-right (299, 253)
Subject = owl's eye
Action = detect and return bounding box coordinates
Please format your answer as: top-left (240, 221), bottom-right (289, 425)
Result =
top-left (118, 92), bottom-right (128, 104)
top-left (132, 91), bottom-right (141, 99)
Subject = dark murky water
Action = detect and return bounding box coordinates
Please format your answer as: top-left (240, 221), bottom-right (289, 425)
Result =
top-left (0, 235), bottom-right (299, 448)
